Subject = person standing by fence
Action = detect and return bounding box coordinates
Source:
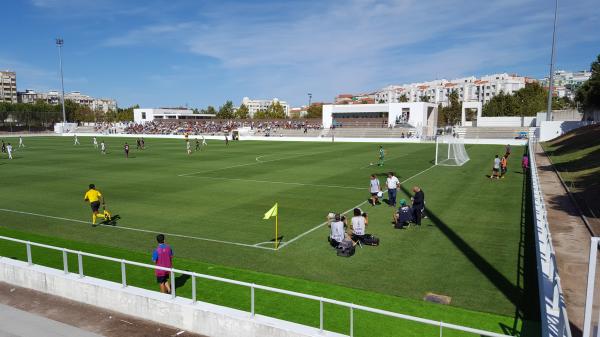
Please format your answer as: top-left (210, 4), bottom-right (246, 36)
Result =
top-left (152, 234), bottom-right (174, 294)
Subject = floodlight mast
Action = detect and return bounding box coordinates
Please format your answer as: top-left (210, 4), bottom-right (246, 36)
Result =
top-left (546, 0), bottom-right (558, 121)
top-left (56, 38), bottom-right (66, 124)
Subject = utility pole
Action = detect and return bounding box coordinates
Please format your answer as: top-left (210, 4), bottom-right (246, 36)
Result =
top-left (56, 38), bottom-right (66, 124)
top-left (546, 0), bottom-right (558, 121)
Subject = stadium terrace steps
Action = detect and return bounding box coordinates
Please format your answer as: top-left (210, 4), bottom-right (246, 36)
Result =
top-left (460, 126), bottom-right (531, 139)
top-left (322, 127), bottom-right (416, 138)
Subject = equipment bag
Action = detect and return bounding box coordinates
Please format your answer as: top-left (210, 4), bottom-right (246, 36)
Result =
top-left (362, 234), bottom-right (380, 246)
top-left (336, 239), bottom-right (355, 257)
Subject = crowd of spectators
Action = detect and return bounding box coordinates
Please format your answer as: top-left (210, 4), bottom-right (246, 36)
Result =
top-left (124, 119), bottom-right (322, 136)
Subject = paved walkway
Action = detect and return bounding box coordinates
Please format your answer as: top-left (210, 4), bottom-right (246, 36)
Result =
top-left (0, 282), bottom-right (206, 337)
top-left (535, 143), bottom-right (593, 337)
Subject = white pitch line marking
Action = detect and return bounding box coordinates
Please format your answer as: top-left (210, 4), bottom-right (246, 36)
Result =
top-left (0, 208), bottom-right (275, 251)
top-left (277, 164), bottom-right (436, 249)
top-left (180, 175), bottom-right (364, 190)
top-left (178, 150), bottom-right (333, 177)
top-left (359, 153), bottom-right (410, 169)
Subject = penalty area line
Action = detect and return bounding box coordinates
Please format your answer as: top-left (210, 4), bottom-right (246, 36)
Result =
top-left (277, 164), bottom-right (436, 249)
top-left (0, 208), bottom-right (276, 251)
top-left (180, 175), bottom-right (364, 190)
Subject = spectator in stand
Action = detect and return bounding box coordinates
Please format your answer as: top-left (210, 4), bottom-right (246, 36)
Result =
top-left (411, 186), bottom-right (425, 226)
top-left (152, 234), bottom-right (174, 294)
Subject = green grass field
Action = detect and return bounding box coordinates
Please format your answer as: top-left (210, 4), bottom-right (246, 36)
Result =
top-left (0, 136), bottom-right (540, 336)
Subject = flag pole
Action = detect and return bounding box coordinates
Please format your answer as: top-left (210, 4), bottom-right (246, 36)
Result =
top-left (275, 203), bottom-right (279, 249)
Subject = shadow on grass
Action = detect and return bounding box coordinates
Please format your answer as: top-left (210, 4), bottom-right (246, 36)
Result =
top-left (175, 273), bottom-right (191, 289)
top-left (399, 162), bottom-right (541, 336)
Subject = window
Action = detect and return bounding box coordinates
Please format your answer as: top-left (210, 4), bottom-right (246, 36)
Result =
top-left (141, 112), bottom-right (146, 119)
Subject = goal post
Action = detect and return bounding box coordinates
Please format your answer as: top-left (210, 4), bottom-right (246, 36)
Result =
top-left (435, 136), bottom-right (470, 166)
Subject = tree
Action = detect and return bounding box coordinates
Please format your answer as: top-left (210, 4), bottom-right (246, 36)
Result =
top-left (306, 104), bottom-right (323, 118)
top-left (419, 95), bottom-right (430, 103)
top-left (576, 54), bottom-right (600, 119)
top-left (265, 102), bottom-right (286, 119)
top-left (217, 100), bottom-right (235, 119)
top-left (235, 104), bottom-right (250, 119)
top-left (398, 94), bottom-right (409, 102)
top-left (253, 109), bottom-right (267, 119)
top-left (206, 106), bottom-right (217, 115)
top-left (483, 82), bottom-right (547, 117)
top-left (438, 90), bottom-right (461, 126)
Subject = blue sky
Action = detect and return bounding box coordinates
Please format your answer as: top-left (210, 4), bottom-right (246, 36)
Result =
top-left (2, 0), bottom-right (599, 108)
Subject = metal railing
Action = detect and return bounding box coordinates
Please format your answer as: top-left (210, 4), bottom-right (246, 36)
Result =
top-left (0, 235), bottom-right (513, 337)
top-left (528, 137), bottom-right (572, 337)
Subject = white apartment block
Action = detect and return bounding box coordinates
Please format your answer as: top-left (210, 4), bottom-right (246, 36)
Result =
top-left (541, 70), bottom-right (591, 99)
top-left (240, 97), bottom-right (290, 117)
top-left (17, 90), bottom-right (117, 112)
top-left (372, 73), bottom-right (533, 106)
top-left (0, 71), bottom-right (17, 103)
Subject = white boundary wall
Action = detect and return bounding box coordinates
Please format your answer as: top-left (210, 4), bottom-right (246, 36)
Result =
top-left (477, 116), bottom-right (536, 127)
top-left (0, 257), bottom-right (344, 337)
top-left (53, 132), bottom-right (528, 146)
top-left (529, 138), bottom-right (572, 337)
top-left (537, 121), bottom-right (597, 141)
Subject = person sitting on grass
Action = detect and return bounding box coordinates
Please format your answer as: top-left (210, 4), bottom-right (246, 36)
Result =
top-left (328, 213), bottom-right (347, 248)
top-left (393, 199), bottom-right (413, 229)
top-left (350, 208), bottom-right (368, 243)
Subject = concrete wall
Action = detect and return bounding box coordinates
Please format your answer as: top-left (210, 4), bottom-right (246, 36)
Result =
top-left (476, 116), bottom-right (536, 127)
top-left (0, 258), bottom-right (345, 337)
top-left (56, 132), bottom-right (528, 145)
top-left (537, 121), bottom-right (597, 141)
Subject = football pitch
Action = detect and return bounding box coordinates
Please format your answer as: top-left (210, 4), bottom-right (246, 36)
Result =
top-left (0, 136), bottom-right (540, 336)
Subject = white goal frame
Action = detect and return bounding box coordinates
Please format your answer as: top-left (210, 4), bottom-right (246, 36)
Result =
top-left (434, 136), bottom-right (470, 166)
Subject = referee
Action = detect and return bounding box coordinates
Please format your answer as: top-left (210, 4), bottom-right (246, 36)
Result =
top-left (84, 184), bottom-right (108, 226)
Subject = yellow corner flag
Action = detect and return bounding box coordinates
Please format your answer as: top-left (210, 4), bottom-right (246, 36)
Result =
top-left (263, 203), bottom-right (278, 219)
top-left (263, 203), bottom-right (279, 249)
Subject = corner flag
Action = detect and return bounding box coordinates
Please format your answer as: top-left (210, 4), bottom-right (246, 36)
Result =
top-left (263, 203), bottom-right (279, 249)
top-left (263, 203), bottom-right (278, 219)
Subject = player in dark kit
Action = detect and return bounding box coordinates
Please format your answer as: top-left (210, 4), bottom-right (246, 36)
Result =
top-left (124, 143), bottom-right (130, 158)
top-left (136, 138), bottom-right (141, 150)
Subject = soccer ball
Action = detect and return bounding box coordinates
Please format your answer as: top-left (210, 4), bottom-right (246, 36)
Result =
top-left (377, 191), bottom-right (383, 198)
top-left (369, 163), bottom-right (373, 166)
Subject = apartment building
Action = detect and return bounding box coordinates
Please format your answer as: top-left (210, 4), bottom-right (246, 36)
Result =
top-left (17, 90), bottom-right (117, 112)
top-left (240, 97), bottom-right (290, 117)
top-left (370, 73), bottom-right (534, 106)
top-left (541, 70), bottom-right (592, 99)
top-left (0, 71), bottom-right (17, 103)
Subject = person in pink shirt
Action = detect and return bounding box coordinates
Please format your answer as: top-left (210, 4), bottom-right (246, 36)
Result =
top-left (521, 154), bottom-right (530, 173)
top-left (152, 234), bottom-right (174, 294)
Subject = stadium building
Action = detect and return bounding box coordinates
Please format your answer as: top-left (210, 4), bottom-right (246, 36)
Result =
top-left (133, 107), bottom-right (216, 122)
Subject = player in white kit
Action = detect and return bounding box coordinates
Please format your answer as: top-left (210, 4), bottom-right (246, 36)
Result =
top-left (100, 140), bottom-right (106, 154)
top-left (93, 137), bottom-right (98, 149)
top-left (74, 134), bottom-right (80, 145)
top-left (6, 143), bottom-right (13, 159)
top-left (18, 136), bottom-right (25, 148)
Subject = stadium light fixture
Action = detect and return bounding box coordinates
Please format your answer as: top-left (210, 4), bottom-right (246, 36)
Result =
top-left (56, 38), bottom-right (66, 124)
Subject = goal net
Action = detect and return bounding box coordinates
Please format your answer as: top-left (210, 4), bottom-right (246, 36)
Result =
top-left (435, 136), bottom-right (470, 166)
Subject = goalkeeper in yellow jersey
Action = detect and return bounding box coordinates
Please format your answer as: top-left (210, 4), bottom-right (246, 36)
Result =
top-left (84, 184), bottom-right (111, 225)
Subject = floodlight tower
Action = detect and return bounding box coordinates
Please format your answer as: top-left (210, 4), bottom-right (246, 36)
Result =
top-left (308, 93), bottom-right (312, 107)
top-left (546, 0), bottom-right (558, 121)
top-left (56, 37), bottom-right (66, 124)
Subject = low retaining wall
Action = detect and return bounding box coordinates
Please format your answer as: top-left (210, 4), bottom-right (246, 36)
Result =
top-left (0, 258), bottom-right (344, 337)
top-left (55, 132), bottom-right (528, 145)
